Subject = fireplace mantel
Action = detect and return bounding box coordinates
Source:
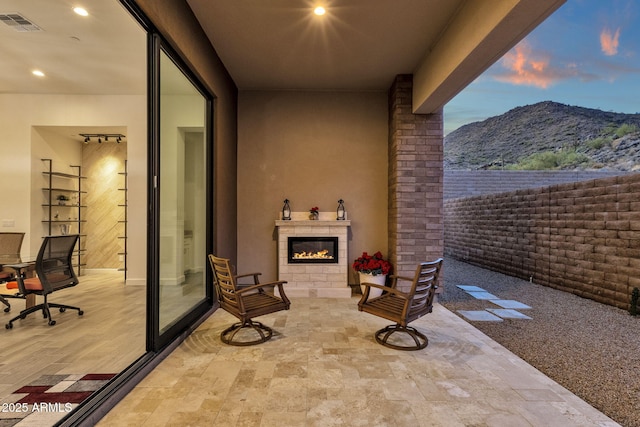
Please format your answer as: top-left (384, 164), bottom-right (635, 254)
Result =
top-left (275, 219), bottom-right (351, 227)
top-left (276, 214), bottom-right (351, 298)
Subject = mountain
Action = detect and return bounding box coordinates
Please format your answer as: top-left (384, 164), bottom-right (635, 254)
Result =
top-left (444, 101), bottom-right (640, 171)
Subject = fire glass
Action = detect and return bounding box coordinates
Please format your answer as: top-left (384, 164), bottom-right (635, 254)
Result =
top-left (288, 237), bottom-right (338, 264)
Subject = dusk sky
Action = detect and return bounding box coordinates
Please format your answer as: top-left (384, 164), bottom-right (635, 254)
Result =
top-left (444, 0), bottom-right (640, 135)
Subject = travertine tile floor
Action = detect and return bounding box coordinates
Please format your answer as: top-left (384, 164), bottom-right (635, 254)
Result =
top-left (98, 297), bottom-right (619, 426)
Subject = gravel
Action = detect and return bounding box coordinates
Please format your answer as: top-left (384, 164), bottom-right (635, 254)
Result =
top-left (439, 256), bottom-right (640, 427)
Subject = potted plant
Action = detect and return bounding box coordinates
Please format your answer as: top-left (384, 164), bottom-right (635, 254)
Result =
top-left (309, 206), bottom-right (319, 220)
top-left (352, 251), bottom-right (393, 297)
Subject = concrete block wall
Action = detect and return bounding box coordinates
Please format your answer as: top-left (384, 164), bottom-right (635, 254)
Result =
top-left (444, 170), bottom-right (628, 200)
top-left (444, 173), bottom-right (640, 310)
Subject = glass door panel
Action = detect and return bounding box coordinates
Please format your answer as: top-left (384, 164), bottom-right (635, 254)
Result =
top-left (158, 50), bottom-right (207, 333)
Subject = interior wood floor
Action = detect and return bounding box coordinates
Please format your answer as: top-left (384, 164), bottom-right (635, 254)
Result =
top-left (0, 270), bottom-right (145, 399)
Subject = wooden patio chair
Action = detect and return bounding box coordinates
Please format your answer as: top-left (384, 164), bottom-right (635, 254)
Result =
top-left (358, 258), bottom-right (443, 350)
top-left (208, 254), bottom-right (291, 346)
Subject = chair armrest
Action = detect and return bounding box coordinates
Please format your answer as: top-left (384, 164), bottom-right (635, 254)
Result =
top-left (358, 282), bottom-right (410, 306)
top-left (3, 262), bottom-right (34, 272)
top-left (361, 282), bottom-right (409, 297)
top-left (386, 275), bottom-right (414, 290)
top-left (236, 280), bottom-right (287, 295)
top-left (235, 272), bottom-right (262, 285)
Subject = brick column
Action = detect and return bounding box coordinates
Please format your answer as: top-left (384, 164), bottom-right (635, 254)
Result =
top-left (388, 75), bottom-right (444, 288)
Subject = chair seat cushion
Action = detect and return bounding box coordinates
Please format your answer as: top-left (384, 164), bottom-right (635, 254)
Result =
top-left (6, 278), bottom-right (43, 291)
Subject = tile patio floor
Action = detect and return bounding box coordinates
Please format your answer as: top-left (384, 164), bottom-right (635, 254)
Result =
top-left (97, 296), bottom-right (619, 427)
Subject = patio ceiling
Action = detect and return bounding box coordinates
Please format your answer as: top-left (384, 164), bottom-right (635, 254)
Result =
top-left (0, 1), bottom-right (565, 113)
top-left (187, 0), bottom-right (566, 114)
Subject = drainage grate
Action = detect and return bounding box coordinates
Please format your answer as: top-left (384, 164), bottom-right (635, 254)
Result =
top-left (0, 13), bottom-right (41, 32)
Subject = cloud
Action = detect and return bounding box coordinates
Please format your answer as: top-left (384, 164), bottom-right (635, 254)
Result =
top-left (491, 41), bottom-right (607, 88)
top-left (600, 27), bottom-right (620, 56)
top-left (493, 42), bottom-right (560, 88)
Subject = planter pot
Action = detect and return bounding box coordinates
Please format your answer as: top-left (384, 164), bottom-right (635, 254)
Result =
top-left (359, 272), bottom-right (387, 298)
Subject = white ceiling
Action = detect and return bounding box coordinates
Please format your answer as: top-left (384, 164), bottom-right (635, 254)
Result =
top-left (186, 0), bottom-right (465, 92)
top-left (0, 0), bottom-right (145, 95)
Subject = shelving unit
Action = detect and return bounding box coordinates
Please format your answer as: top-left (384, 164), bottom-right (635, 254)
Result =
top-left (118, 160), bottom-right (128, 279)
top-left (42, 158), bottom-right (86, 274)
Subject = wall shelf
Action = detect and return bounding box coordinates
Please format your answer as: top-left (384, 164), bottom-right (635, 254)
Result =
top-left (118, 161), bottom-right (128, 278)
top-left (42, 158), bottom-right (85, 274)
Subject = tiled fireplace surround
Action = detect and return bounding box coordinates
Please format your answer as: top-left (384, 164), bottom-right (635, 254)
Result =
top-left (276, 213), bottom-right (351, 298)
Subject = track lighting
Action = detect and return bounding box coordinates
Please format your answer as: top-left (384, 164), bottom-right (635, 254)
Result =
top-left (79, 133), bottom-right (125, 144)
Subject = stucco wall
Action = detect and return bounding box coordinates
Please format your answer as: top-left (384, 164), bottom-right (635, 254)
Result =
top-left (135, 0), bottom-right (239, 264)
top-left (444, 173), bottom-right (640, 309)
top-left (238, 91), bottom-right (388, 284)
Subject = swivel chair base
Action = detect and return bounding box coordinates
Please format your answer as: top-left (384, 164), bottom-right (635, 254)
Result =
top-left (374, 324), bottom-right (428, 351)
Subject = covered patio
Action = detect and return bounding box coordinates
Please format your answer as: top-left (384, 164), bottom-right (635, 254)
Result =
top-left (97, 291), bottom-right (617, 426)
top-left (96, 256), bottom-right (622, 426)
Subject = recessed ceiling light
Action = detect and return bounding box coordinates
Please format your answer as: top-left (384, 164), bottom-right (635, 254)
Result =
top-left (314, 6), bottom-right (326, 16)
top-left (32, 70), bottom-right (45, 77)
top-left (73, 7), bottom-right (89, 17)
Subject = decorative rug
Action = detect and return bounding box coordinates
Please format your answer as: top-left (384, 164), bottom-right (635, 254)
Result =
top-left (0, 373), bottom-right (116, 426)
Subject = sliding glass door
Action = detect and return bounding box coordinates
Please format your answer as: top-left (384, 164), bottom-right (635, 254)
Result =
top-left (149, 40), bottom-right (213, 349)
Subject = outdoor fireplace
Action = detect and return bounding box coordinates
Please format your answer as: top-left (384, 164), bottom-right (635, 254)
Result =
top-left (288, 237), bottom-right (338, 264)
top-left (276, 214), bottom-right (351, 298)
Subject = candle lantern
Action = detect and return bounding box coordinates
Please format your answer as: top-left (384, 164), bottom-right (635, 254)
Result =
top-left (282, 199), bottom-right (291, 220)
top-left (336, 199), bottom-right (346, 220)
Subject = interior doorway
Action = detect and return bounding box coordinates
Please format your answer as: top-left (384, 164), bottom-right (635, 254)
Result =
top-left (32, 125), bottom-right (129, 277)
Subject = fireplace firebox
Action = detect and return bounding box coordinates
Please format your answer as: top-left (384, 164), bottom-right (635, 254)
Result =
top-left (288, 237), bottom-right (338, 264)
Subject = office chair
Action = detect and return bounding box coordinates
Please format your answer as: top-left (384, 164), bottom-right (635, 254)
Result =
top-left (0, 232), bottom-right (25, 312)
top-left (5, 235), bottom-right (83, 329)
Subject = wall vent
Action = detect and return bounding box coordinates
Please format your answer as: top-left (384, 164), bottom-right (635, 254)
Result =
top-left (0, 13), bottom-right (41, 32)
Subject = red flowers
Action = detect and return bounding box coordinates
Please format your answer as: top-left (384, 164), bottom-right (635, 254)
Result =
top-left (352, 251), bottom-right (393, 276)
top-left (309, 206), bottom-right (319, 214)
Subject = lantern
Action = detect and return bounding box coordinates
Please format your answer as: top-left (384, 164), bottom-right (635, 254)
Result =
top-left (282, 199), bottom-right (291, 220)
top-left (336, 199), bottom-right (345, 220)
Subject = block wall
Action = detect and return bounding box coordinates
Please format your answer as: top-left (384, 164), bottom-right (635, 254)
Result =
top-left (388, 75), bottom-right (444, 289)
top-left (444, 173), bottom-right (640, 309)
top-left (444, 170), bottom-right (627, 200)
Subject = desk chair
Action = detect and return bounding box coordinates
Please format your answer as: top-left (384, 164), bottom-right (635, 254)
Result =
top-left (0, 232), bottom-right (25, 312)
top-left (5, 235), bottom-right (83, 329)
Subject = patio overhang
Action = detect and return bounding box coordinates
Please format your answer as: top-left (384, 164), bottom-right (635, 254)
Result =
top-left (188, 0), bottom-right (565, 109)
top-left (412, 0), bottom-right (565, 114)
